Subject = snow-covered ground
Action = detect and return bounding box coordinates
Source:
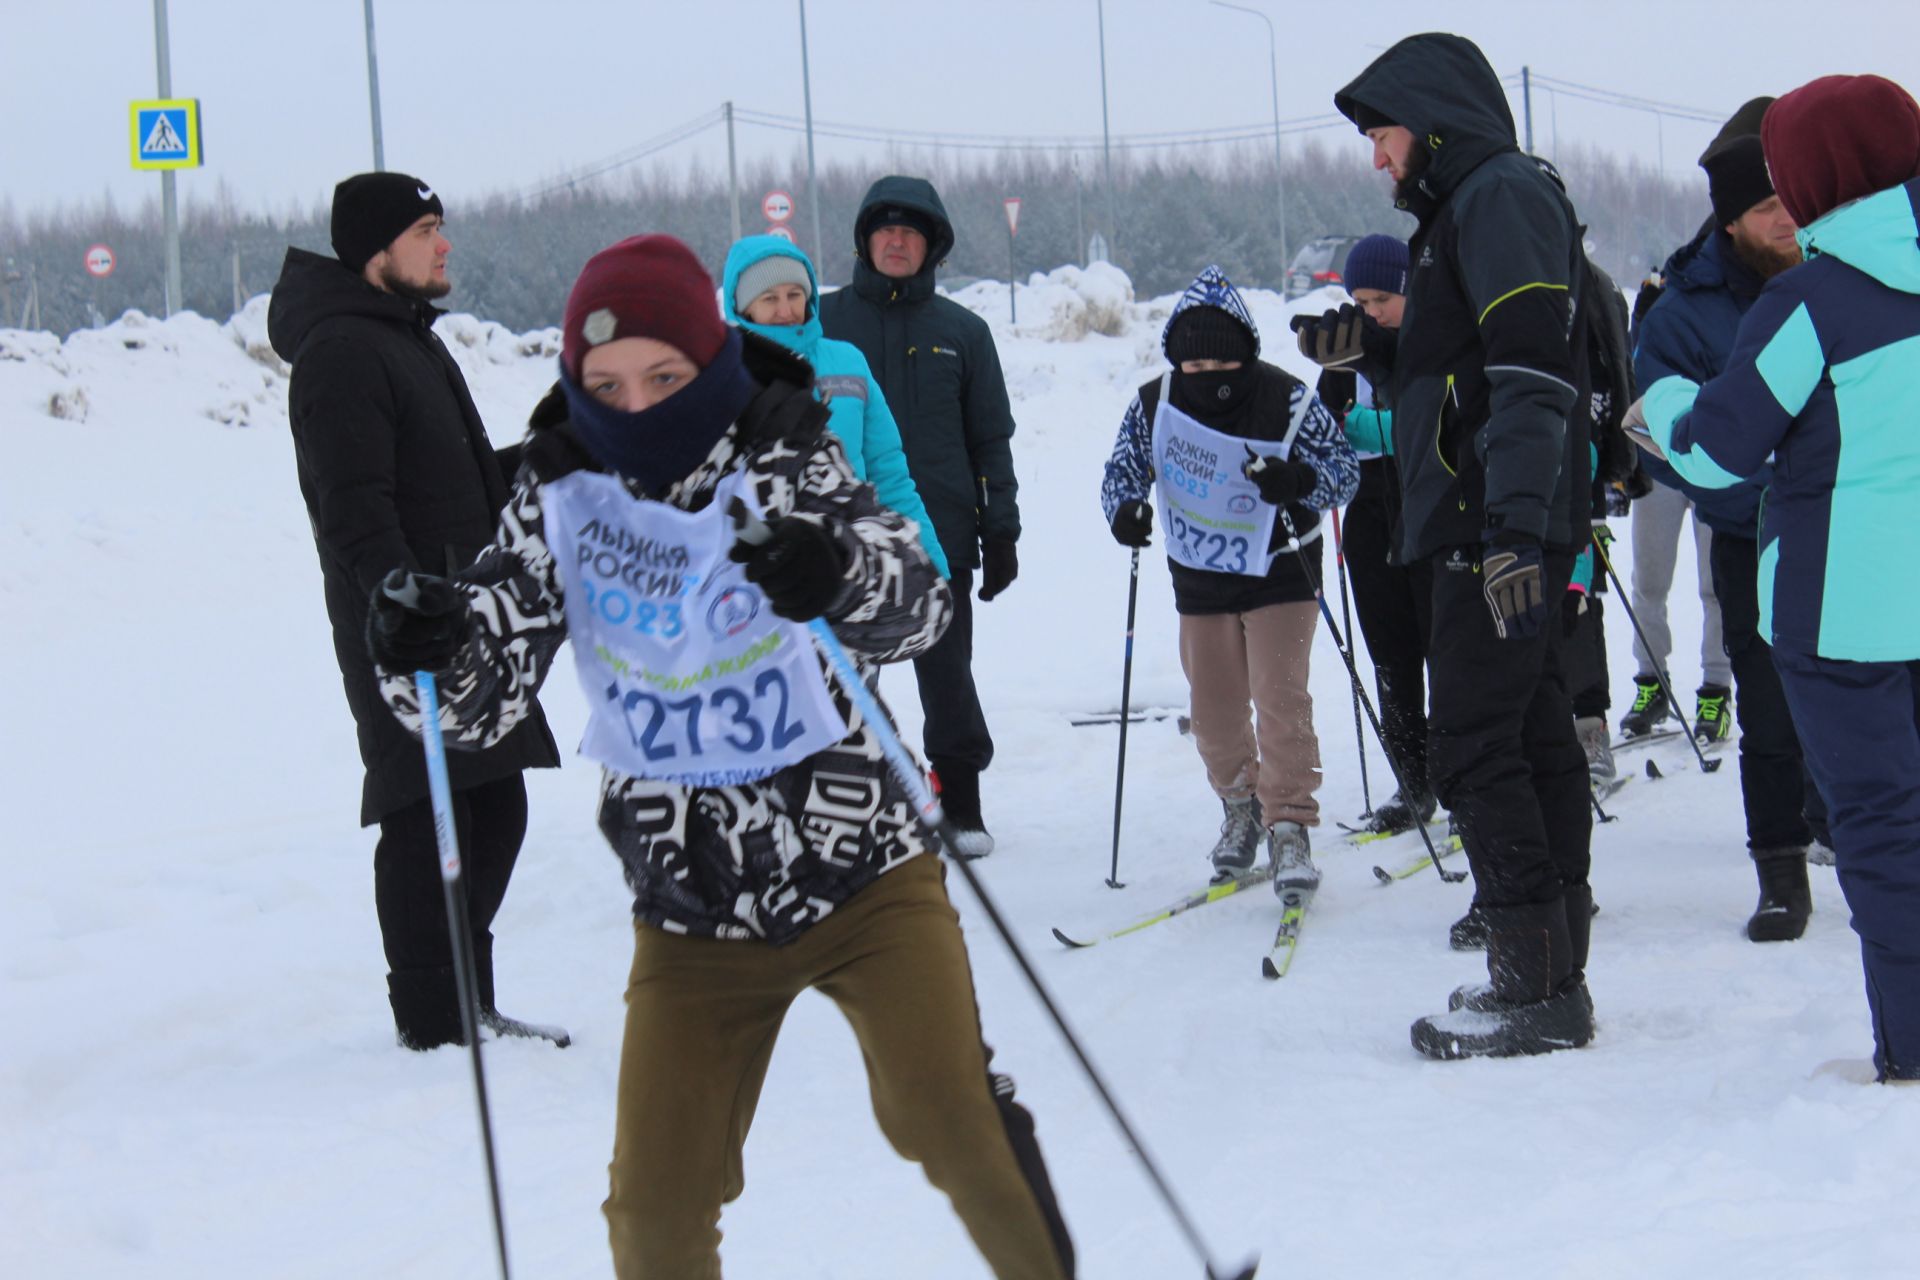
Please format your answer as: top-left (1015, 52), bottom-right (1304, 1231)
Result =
top-left (4, 266), bottom-right (1915, 1279)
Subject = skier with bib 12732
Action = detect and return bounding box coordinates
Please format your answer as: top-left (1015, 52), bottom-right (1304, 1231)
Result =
top-left (364, 234), bottom-right (1076, 1277)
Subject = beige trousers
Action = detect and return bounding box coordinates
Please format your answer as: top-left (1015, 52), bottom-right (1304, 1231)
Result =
top-left (1178, 601), bottom-right (1322, 825)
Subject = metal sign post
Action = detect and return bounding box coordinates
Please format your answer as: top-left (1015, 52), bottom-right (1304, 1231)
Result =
top-left (86, 244), bottom-right (116, 331)
top-left (138, 0), bottom-right (202, 317)
top-left (1004, 197), bottom-right (1021, 324)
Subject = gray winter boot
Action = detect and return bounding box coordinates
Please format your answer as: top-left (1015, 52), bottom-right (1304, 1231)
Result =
top-left (1267, 820), bottom-right (1319, 895)
top-left (1575, 715), bottom-right (1616, 790)
top-left (1207, 795), bottom-right (1263, 881)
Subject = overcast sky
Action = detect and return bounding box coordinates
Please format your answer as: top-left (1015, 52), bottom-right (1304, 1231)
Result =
top-left (8, 0), bottom-right (1918, 221)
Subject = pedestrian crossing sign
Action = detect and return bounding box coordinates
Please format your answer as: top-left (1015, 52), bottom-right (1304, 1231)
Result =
top-left (129, 99), bottom-right (202, 171)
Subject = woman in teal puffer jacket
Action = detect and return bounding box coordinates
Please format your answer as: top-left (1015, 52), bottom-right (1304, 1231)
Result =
top-left (723, 235), bottom-right (950, 577)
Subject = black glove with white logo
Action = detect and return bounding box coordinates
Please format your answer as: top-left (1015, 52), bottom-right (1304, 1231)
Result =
top-left (1111, 500), bottom-right (1153, 548)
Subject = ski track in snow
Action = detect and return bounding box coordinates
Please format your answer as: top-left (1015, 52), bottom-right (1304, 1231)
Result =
top-left (4, 278), bottom-right (1917, 1279)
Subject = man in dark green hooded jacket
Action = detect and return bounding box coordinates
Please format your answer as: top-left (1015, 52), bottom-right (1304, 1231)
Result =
top-left (821, 176), bottom-right (1020, 856)
top-left (1305, 32), bottom-right (1596, 1060)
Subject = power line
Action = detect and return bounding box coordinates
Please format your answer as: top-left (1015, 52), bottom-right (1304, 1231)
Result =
top-left (514, 108), bottom-right (727, 202)
top-left (515, 70), bottom-right (1721, 204)
top-left (1502, 70), bottom-right (1724, 125)
top-left (731, 106), bottom-right (1350, 151)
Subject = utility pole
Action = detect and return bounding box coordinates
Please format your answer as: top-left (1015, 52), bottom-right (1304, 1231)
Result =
top-left (1521, 65), bottom-right (1534, 153)
top-left (725, 101), bottom-right (742, 242)
top-left (1096, 0), bottom-right (1118, 252)
top-left (363, 0), bottom-right (386, 170)
top-left (1210, 2), bottom-right (1287, 266)
top-left (799, 1), bottom-right (824, 264)
top-left (152, 0), bottom-right (183, 317)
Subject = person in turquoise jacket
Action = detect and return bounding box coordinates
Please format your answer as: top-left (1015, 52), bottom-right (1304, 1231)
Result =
top-left (722, 235), bottom-right (950, 578)
top-left (1641, 75), bottom-right (1920, 1082)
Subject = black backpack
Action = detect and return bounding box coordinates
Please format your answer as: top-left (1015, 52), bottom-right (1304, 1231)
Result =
top-left (1581, 254), bottom-right (1638, 487)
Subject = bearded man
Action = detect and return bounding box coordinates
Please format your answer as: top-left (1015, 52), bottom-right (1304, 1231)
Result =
top-left (268, 173), bottom-right (561, 1050)
top-left (1632, 99), bottom-right (1830, 945)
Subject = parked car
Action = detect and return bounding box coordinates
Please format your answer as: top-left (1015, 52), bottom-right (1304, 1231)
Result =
top-left (1283, 235), bottom-right (1365, 299)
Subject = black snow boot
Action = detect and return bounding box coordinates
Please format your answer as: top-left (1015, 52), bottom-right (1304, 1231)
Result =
top-left (473, 934), bottom-right (570, 1047)
top-left (934, 765), bottom-right (995, 859)
top-left (1747, 847), bottom-right (1812, 942)
top-left (1365, 787), bottom-right (1438, 835)
top-left (1451, 883), bottom-right (1595, 1018)
top-left (388, 964), bottom-right (467, 1051)
top-left (1413, 897), bottom-right (1594, 1059)
top-left (1449, 905), bottom-right (1490, 951)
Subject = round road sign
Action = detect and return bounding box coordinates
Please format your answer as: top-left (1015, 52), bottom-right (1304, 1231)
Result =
top-left (85, 244), bottom-right (116, 278)
top-left (762, 190), bottom-right (795, 223)
top-left (765, 225), bottom-right (797, 244)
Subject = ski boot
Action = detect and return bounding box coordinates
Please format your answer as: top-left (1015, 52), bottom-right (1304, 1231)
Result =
top-left (1694, 684), bottom-right (1734, 746)
top-left (1365, 787), bottom-right (1437, 836)
top-left (1575, 715), bottom-right (1616, 792)
top-left (1208, 795), bottom-right (1263, 881)
top-left (1618, 676), bottom-right (1669, 738)
top-left (1267, 821), bottom-right (1319, 895)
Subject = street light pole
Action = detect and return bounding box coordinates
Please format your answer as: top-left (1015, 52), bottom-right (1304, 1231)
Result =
top-left (798, 0), bottom-right (824, 265)
top-left (152, 0), bottom-right (183, 317)
top-left (1096, 0), bottom-right (1118, 253)
top-left (363, 0), bottom-right (386, 170)
top-left (1209, 2), bottom-right (1287, 266)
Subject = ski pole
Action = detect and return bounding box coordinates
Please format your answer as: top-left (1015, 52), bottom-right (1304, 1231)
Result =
top-left (1330, 508), bottom-right (1372, 816)
top-left (415, 671), bottom-right (513, 1280)
top-left (1263, 503), bottom-right (1464, 884)
top-left (1106, 549), bottom-right (1140, 890)
top-left (802, 616), bottom-right (1254, 1280)
top-left (1589, 531), bottom-right (1722, 775)
top-left (730, 504), bottom-right (1257, 1277)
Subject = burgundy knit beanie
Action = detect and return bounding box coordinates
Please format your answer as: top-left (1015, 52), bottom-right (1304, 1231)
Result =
top-left (1761, 75), bottom-right (1920, 226)
top-left (562, 235), bottom-right (727, 379)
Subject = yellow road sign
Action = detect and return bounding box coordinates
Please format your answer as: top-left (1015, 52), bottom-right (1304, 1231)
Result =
top-left (130, 99), bottom-right (202, 171)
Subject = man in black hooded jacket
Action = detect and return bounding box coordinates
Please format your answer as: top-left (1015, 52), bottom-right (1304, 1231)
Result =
top-left (820, 176), bottom-right (1020, 857)
top-left (266, 172), bottom-right (560, 1051)
top-left (1305, 33), bottom-right (1595, 1059)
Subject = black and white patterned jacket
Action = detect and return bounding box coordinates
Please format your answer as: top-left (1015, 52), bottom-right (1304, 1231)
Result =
top-left (380, 335), bottom-right (952, 943)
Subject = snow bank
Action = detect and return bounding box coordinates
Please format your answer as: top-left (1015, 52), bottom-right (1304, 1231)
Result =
top-left (949, 260), bottom-right (1140, 342)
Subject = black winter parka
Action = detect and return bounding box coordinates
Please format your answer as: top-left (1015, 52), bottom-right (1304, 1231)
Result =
top-left (1335, 34), bottom-right (1591, 562)
top-left (267, 248), bottom-right (558, 824)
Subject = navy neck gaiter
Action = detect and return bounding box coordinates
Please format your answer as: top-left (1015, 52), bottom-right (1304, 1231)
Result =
top-left (560, 328), bottom-right (759, 496)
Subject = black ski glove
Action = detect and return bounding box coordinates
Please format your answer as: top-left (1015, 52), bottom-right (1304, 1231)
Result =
top-left (978, 538), bottom-right (1019, 601)
top-left (728, 516), bottom-right (849, 621)
top-left (367, 569), bottom-right (471, 670)
top-left (1242, 448), bottom-right (1318, 506)
top-left (1289, 303), bottom-right (1368, 368)
top-left (1110, 499), bottom-right (1153, 548)
top-left (1480, 531), bottom-right (1547, 641)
